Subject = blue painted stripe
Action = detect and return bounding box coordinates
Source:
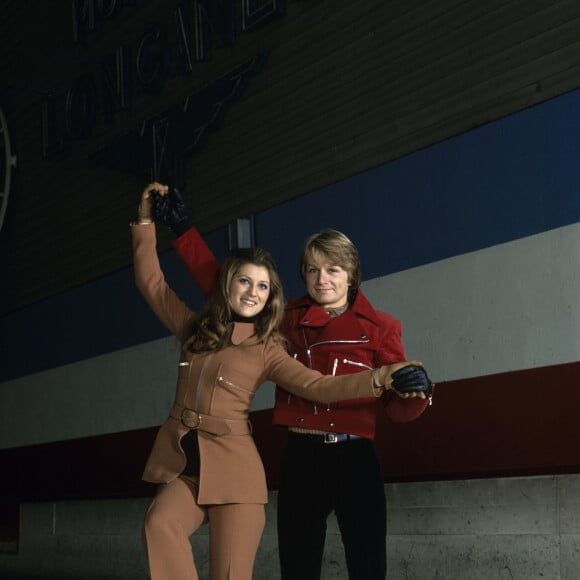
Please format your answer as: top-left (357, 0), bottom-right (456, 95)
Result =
top-left (0, 230), bottom-right (228, 382)
top-left (256, 89), bottom-right (580, 298)
top-left (2, 90), bottom-right (579, 381)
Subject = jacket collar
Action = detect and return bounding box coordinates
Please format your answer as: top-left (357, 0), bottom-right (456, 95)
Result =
top-left (286, 289), bottom-right (380, 326)
top-left (230, 322), bottom-right (257, 345)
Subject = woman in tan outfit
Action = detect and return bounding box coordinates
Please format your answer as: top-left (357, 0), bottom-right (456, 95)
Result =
top-left (131, 183), bottom-right (421, 580)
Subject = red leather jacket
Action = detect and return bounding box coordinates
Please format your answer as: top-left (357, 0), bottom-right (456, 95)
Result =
top-left (274, 291), bottom-right (428, 437)
top-left (173, 228), bottom-right (429, 439)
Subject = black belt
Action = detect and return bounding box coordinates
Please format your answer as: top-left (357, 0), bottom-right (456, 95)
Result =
top-left (289, 431), bottom-right (364, 445)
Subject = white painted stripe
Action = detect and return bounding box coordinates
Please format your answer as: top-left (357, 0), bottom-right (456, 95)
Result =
top-left (2, 223), bottom-right (578, 448)
top-left (364, 222), bottom-right (580, 382)
top-left (0, 335), bottom-right (276, 448)
top-left (0, 338), bottom-right (179, 448)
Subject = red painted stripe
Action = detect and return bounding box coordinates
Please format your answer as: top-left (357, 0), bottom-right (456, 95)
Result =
top-left (0, 428), bottom-right (158, 502)
top-left (0, 362), bottom-right (578, 503)
top-left (254, 361), bottom-right (580, 484)
top-left (377, 360), bottom-right (580, 481)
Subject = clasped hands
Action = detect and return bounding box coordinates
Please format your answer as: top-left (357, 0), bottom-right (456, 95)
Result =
top-left (137, 182), bottom-right (191, 236)
top-left (374, 361), bottom-right (432, 400)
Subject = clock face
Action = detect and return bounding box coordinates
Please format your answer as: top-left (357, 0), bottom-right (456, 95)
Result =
top-left (0, 105), bottom-right (16, 233)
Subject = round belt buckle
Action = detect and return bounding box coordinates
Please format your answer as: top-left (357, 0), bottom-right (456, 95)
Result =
top-left (181, 409), bottom-right (202, 429)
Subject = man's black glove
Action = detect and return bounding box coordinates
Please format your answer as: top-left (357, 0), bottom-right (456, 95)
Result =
top-left (391, 365), bottom-right (433, 402)
top-left (151, 187), bottom-right (192, 237)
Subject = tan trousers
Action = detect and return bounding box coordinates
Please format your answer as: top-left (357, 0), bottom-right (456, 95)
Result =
top-left (143, 475), bottom-right (266, 580)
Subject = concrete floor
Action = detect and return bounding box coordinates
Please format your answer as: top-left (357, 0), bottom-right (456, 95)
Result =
top-left (1, 474), bottom-right (579, 579)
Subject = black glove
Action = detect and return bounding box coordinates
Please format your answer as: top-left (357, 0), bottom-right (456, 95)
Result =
top-left (151, 187), bottom-right (192, 237)
top-left (391, 365), bottom-right (433, 401)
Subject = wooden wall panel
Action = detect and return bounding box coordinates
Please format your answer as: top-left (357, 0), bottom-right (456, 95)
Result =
top-left (1, 0), bottom-right (580, 314)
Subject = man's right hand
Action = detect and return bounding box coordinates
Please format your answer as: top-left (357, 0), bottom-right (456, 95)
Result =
top-left (151, 187), bottom-right (192, 237)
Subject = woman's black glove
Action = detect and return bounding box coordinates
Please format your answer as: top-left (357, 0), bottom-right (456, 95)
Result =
top-left (151, 187), bottom-right (192, 237)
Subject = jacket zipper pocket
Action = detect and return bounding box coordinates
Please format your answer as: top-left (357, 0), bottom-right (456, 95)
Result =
top-left (217, 376), bottom-right (255, 396)
top-left (325, 358), bottom-right (342, 411)
top-left (343, 359), bottom-right (373, 371)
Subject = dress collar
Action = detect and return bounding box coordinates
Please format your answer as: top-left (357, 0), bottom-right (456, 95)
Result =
top-left (230, 322), bottom-right (257, 345)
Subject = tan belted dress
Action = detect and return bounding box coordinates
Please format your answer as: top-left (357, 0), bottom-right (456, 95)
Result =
top-left (132, 224), bottom-right (380, 505)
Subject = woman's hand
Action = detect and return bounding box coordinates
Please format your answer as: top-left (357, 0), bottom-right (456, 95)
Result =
top-left (373, 361), bottom-right (427, 399)
top-left (137, 182), bottom-right (169, 223)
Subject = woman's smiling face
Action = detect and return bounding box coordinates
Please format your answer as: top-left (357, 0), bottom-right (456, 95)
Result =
top-left (228, 264), bottom-right (271, 318)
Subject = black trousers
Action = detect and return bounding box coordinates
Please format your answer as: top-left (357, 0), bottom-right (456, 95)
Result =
top-left (277, 432), bottom-right (387, 580)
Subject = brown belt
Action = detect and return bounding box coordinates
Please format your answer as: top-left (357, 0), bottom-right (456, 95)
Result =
top-left (169, 403), bottom-right (252, 436)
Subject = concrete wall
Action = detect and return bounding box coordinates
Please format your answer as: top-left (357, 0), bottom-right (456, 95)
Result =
top-left (1, 475), bottom-right (579, 579)
top-left (1, 66), bottom-right (579, 580)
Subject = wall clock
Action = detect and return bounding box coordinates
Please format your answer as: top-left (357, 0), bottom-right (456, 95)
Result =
top-left (0, 105), bottom-right (17, 233)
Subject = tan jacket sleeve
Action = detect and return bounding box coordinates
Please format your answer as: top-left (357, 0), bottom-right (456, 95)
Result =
top-left (263, 340), bottom-right (381, 403)
top-left (131, 224), bottom-right (195, 343)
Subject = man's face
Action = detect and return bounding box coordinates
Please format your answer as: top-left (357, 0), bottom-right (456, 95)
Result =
top-left (304, 253), bottom-right (351, 309)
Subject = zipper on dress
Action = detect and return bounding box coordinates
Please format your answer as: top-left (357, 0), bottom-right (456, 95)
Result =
top-left (217, 376), bottom-right (255, 395)
top-left (194, 354), bottom-right (213, 411)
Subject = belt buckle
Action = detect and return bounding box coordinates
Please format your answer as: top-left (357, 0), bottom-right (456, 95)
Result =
top-left (181, 408), bottom-right (202, 429)
top-left (324, 432), bottom-right (338, 444)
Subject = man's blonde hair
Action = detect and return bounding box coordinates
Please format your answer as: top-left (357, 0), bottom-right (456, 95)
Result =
top-left (300, 230), bottom-right (361, 303)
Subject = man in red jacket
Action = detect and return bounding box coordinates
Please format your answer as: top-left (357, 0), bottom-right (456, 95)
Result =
top-left (153, 188), bottom-right (430, 580)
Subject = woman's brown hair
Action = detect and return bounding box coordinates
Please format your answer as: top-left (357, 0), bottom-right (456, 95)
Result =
top-left (187, 247), bottom-right (286, 352)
